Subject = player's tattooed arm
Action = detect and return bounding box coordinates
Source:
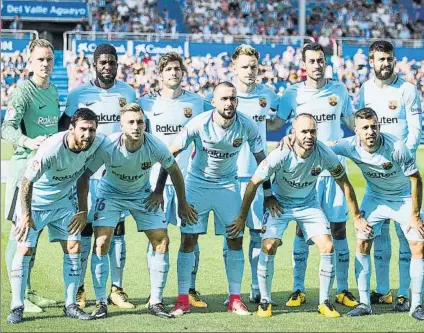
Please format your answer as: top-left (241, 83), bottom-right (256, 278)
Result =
top-left (335, 173), bottom-right (373, 238)
top-left (15, 177), bottom-right (36, 242)
top-left (407, 171), bottom-right (424, 237)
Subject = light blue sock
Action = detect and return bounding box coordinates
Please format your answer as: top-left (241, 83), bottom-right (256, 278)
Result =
top-left (257, 251), bottom-right (275, 302)
top-left (355, 253), bottom-right (371, 306)
top-left (225, 247), bottom-right (244, 295)
top-left (150, 252), bottom-right (169, 305)
top-left (10, 254), bottom-right (31, 309)
top-left (222, 238), bottom-right (229, 282)
top-left (146, 242), bottom-right (153, 271)
top-left (333, 238), bottom-right (349, 293)
top-left (109, 235), bottom-right (126, 288)
top-left (5, 229), bottom-right (17, 281)
top-left (26, 247), bottom-right (37, 292)
top-left (410, 258), bottom-right (424, 314)
top-left (63, 253), bottom-right (81, 307)
top-left (177, 251), bottom-right (194, 295)
top-left (91, 253), bottom-right (109, 303)
top-left (395, 223), bottom-right (411, 298)
top-left (249, 230), bottom-right (262, 290)
top-left (373, 222), bottom-right (391, 295)
top-left (190, 243), bottom-right (200, 290)
top-left (79, 236), bottom-right (92, 288)
top-left (292, 235), bottom-right (309, 292)
top-left (319, 253), bottom-right (335, 304)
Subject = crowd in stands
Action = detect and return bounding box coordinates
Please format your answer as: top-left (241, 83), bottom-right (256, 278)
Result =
top-left (1, 52), bottom-right (30, 107)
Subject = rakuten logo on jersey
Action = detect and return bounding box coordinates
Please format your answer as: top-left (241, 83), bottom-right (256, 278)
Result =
top-left (364, 170), bottom-right (398, 178)
top-left (379, 117), bottom-right (399, 124)
top-left (252, 115), bottom-right (266, 122)
top-left (38, 116), bottom-right (59, 127)
top-left (312, 114), bottom-right (336, 123)
top-left (52, 170), bottom-right (80, 181)
top-left (202, 147), bottom-right (238, 159)
top-left (156, 124), bottom-right (183, 135)
top-left (283, 176), bottom-right (315, 188)
top-left (97, 114), bottom-right (120, 124)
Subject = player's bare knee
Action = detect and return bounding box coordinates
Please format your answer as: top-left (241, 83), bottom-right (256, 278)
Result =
top-left (63, 241), bottom-right (81, 254)
top-left (330, 222), bottom-right (346, 239)
top-left (227, 237), bottom-right (243, 250)
top-left (180, 233), bottom-right (198, 252)
top-left (408, 241), bottom-right (424, 259)
top-left (18, 246), bottom-right (33, 257)
top-left (153, 235), bottom-right (169, 253)
top-left (262, 239), bottom-right (278, 255)
top-left (319, 241), bottom-right (334, 254)
top-left (356, 239), bottom-right (372, 254)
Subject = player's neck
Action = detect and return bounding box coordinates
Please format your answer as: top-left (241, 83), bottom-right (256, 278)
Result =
top-left (94, 78), bottom-right (115, 90)
top-left (374, 74), bottom-right (396, 88)
top-left (294, 142), bottom-right (313, 159)
top-left (305, 77), bottom-right (325, 89)
top-left (123, 134), bottom-right (144, 152)
top-left (161, 86), bottom-right (183, 99)
top-left (66, 134), bottom-right (82, 153)
top-left (214, 111), bottom-right (235, 129)
top-left (31, 75), bottom-right (50, 89)
top-left (235, 79), bottom-right (256, 93)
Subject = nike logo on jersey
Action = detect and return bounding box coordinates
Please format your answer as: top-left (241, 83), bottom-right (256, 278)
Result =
top-left (153, 111), bottom-right (164, 116)
top-left (57, 168), bottom-right (67, 172)
top-left (111, 165), bottom-right (122, 169)
top-left (39, 105), bottom-right (47, 109)
top-left (202, 140), bottom-right (215, 144)
top-left (283, 169), bottom-right (295, 174)
top-left (85, 102), bottom-right (96, 106)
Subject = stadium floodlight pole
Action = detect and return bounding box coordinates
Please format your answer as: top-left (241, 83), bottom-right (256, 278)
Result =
top-left (299, 0), bottom-right (306, 37)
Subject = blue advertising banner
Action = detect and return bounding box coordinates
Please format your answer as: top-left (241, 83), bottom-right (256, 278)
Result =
top-left (188, 42), bottom-right (301, 57)
top-left (74, 40), bottom-right (129, 55)
top-left (342, 43), bottom-right (424, 61)
top-left (2, 1), bottom-right (88, 21)
top-left (133, 41), bottom-right (185, 56)
top-left (1, 38), bottom-right (30, 53)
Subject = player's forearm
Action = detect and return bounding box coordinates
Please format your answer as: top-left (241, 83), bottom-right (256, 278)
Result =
top-left (76, 171), bottom-right (91, 213)
top-left (239, 181), bottom-right (259, 219)
top-left (20, 177), bottom-right (33, 217)
top-left (406, 126), bottom-right (422, 155)
top-left (154, 167), bottom-right (169, 194)
top-left (1, 121), bottom-right (28, 147)
top-left (338, 178), bottom-right (361, 219)
top-left (410, 173), bottom-right (423, 217)
top-left (169, 166), bottom-right (187, 204)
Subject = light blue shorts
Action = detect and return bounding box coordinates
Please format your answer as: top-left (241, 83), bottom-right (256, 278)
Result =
top-left (359, 195), bottom-right (424, 242)
top-left (262, 201), bottom-right (331, 242)
top-left (92, 192), bottom-right (167, 232)
top-left (17, 203), bottom-right (79, 248)
top-left (239, 177), bottom-right (264, 231)
top-left (181, 182), bottom-right (243, 238)
top-left (316, 176), bottom-right (348, 223)
top-left (88, 179), bottom-right (128, 224)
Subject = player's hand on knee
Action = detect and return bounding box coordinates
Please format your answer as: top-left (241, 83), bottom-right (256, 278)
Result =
top-left (226, 215), bottom-right (246, 238)
top-left (178, 202), bottom-right (198, 225)
top-left (68, 211), bottom-right (88, 235)
top-left (407, 215), bottom-right (424, 238)
top-left (276, 134), bottom-right (295, 151)
top-left (264, 195), bottom-right (283, 218)
top-left (354, 216), bottom-right (373, 238)
top-left (15, 215), bottom-right (36, 242)
top-left (144, 192), bottom-right (164, 213)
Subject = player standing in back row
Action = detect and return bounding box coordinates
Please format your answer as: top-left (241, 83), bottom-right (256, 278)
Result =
top-left (139, 52), bottom-right (207, 308)
top-left (59, 44), bottom-right (137, 309)
top-left (2, 39), bottom-right (59, 313)
top-left (204, 45), bottom-right (279, 304)
top-left (267, 42), bottom-right (358, 308)
top-left (358, 40), bottom-right (423, 311)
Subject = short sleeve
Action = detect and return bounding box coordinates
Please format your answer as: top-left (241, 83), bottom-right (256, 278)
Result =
top-left (276, 88), bottom-right (295, 121)
top-left (393, 141), bottom-right (419, 176)
top-left (246, 120), bottom-right (264, 154)
top-left (24, 145), bottom-right (52, 183)
top-left (64, 89), bottom-right (80, 117)
top-left (254, 149), bottom-right (287, 182)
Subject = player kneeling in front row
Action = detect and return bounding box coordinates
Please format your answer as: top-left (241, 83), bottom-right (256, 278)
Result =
top-left (234, 113), bottom-right (368, 318)
top-left (328, 108), bottom-right (424, 320)
top-left (81, 103), bottom-right (197, 319)
top-left (7, 108), bottom-right (103, 324)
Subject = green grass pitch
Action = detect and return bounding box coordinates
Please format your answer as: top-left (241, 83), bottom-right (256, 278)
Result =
top-left (1, 140), bottom-right (423, 332)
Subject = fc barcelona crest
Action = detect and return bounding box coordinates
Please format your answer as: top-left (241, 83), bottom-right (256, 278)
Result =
top-left (328, 96), bottom-right (338, 106)
top-left (184, 107), bottom-right (193, 118)
top-left (311, 167), bottom-right (322, 176)
top-left (141, 162), bottom-right (152, 170)
top-left (382, 162), bottom-right (393, 170)
top-left (119, 97), bottom-right (127, 107)
top-left (233, 138), bottom-right (243, 147)
top-left (259, 97), bottom-right (267, 108)
top-left (388, 100), bottom-right (398, 110)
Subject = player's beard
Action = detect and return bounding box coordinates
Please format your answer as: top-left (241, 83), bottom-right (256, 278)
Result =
top-left (76, 137), bottom-right (94, 151)
top-left (96, 69), bottom-right (116, 85)
top-left (218, 107), bottom-right (236, 120)
top-left (374, 65), bottom-right (394, 80)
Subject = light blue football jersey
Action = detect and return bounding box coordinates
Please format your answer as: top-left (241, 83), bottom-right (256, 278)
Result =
top-left (88, 132), bottom-right (175, 198)
top-left (359, 76), bottom-right (422, 155)
top-left (174, 110), bottom-right (264, 188)
top-left (204, 84), bottom-right (279, 177)
top-left (24, 132), bottom-right (105, 210)
top-left (139, 90), bottom-right (204, 184)
top-left (329, 133), bottom-right (418, 200)
top-left (254, 140), bottom-right (345, 206)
